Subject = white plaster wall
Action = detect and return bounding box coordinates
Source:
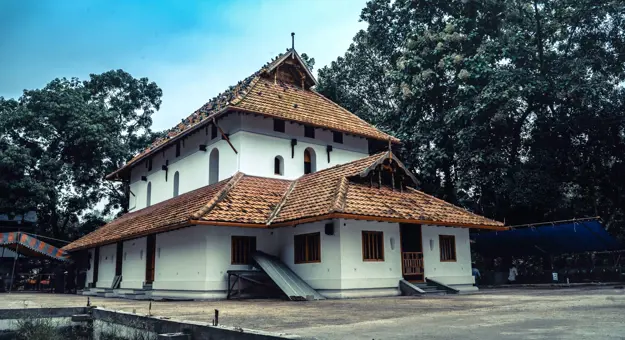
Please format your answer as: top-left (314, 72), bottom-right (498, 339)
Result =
top-left (121, 237), bottom-right (147, 289)
top-left (279, 220), bottom-right (342, 290)
top-left (96, 244), bottom-right (117, 288)
top-left (128, 114), bottom-right (241, 211)
top-left (86, 248), bottom-right (95, 285)
top-left (153, 225), bottom-right (278, 292)
top-left (238, 131), bottom-right (368, 180)
top-left (127, 113), bottom-right (371, 211)
top-left (421, 225), bottom-right (474, 285)
top-left (339, 219), bottom-right (402, 289)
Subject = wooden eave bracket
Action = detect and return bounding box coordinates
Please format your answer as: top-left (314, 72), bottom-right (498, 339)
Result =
top-left (212, 117), bottom-right (238, 154)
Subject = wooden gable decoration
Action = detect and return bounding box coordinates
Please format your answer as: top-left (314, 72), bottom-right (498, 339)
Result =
top-left (261, 50), bottom-right (317, 90)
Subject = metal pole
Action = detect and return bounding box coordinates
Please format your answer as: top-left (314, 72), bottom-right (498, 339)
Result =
top-left (9, 230), bottom-right (20, 293)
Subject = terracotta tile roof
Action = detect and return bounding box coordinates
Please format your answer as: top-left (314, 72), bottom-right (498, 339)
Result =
top-left (63, 177), bottom-right (231, 251)
top-left (200, 175), bottom-right (291, 224)
top-left (66, 154), bottom-right (503, 252)
top-left (233, 78), bottom-right (397, 143)
top-left (106, 49), bottom-right (397, 180)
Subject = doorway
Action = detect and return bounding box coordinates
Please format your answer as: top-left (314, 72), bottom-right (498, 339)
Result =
top-left (115, 242), bottom-right (123, 276)
top-left (145, 235), bottom-right (156, 284)
top-left (92, 247), bottom-right (100, 288)
top-left (400, 223), bottom-right (424, 281)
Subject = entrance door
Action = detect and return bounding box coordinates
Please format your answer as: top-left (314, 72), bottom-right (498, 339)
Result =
top-left (400, 224), bottom-right (424, 281)
top-left (145, 235), bottom-right (156, 284)
top-left (92, 247), bottom-right (100, 288)
top-left (115, 242), bottom-right (123, 276)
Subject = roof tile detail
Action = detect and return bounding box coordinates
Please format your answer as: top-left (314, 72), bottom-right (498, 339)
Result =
top-left (65, 153), bottom-right (503, 252)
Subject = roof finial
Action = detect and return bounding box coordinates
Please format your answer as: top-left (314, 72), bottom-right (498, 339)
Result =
top-left (291, 32), bottom-right (295, 51)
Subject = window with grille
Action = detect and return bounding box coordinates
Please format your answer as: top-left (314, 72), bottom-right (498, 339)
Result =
top-left (231, 236), bottom-right (257, 265)
top-left (362, 231), bottom-right (384, 261)
top-left (333, 131), bottom-right (343, 144)
top-left (439, 235), bottom-right (456, 262)
top-left (274, 119), bottom-right (285, 133)
top-left (304, 125), bottom-right (315, 138)
top-left (294, 232), bottom-right (320, 264)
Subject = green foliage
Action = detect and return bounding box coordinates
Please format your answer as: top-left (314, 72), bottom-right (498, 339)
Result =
top-left (0, 70), bottom-right (162, 239)
top-left (14, 317), bottom-right (63, 340)
top-left (317, 0), bottom-right (625, 235)
top-left (300, 53), bottom-right (316, 72)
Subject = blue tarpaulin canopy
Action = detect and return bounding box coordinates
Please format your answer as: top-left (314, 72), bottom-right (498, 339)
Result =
top-left (471, 218), bottom-right (623, 257)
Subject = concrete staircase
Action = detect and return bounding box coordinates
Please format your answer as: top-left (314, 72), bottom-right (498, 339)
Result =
top-left (414, 282), bottom-right (448, 295)
top-left (80, 284), bottom-right (152, 300)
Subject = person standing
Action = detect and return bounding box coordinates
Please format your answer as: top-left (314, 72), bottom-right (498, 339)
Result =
top-left (508, 264), bottom-right (519, 284)
top-left (472, 263), bottom-right (481, 285)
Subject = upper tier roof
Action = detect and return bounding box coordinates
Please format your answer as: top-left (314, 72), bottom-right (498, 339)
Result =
top-left (66, 152), bottom-right (504, 252)
top-left (106, 49), bottom-right (399, 180)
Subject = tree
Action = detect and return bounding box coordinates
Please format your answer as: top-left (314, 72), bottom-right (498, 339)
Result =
top-left (317, 0), bottom-right (625, 236)
top-left (0, 70), bottom-right (162, 238)
top-left (300, 53), bottom-right (316, 72)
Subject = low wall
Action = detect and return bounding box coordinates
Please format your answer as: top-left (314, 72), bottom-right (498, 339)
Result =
top-left (0, 307), bottom-right (297, 340)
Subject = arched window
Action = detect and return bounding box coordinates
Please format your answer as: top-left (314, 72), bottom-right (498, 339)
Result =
top-left (209, 148), bottom-right (219, 184)
top-left (146, 182), bottom-right (152, 207)
top-left (304, 148), bottom-right (316, 174)
top-left (274, 156), bottom-right (284, 176)
top-left (173, 171), bottom-right (180, 197)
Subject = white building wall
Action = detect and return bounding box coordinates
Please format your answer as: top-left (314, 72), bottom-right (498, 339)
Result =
top-left (279, 220), bottom-right (342, 290)
top-left (238, 132), bottom-right (368, 180)
top-left (96, 244), bottom-right (117, 288)
top-left (120, 237), bottom-right (147, 289)
top-left (421, 225), bottom-right (474, 285)
top-left (127, 113), bottom-right (370, 210)
top-left (152, 225), bottom-right (278, 296)
top-left (128, 114), bottom-right (242, 211)
top-left (338, 220), bottom-right (402, 290)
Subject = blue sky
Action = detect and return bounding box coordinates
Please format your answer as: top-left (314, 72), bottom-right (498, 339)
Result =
top-left (0, 0), bottom-right (367, 131)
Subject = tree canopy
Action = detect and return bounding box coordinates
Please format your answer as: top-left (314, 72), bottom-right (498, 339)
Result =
top-left (0, 70), bottom-right (162, 239)
top-left (317, 0), bottom-right (625, 236)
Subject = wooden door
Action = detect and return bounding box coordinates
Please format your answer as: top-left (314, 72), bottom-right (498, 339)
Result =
top-left (92, 247), bottom-right (100, 287)
top-left (145, 235), bottom-right (156, 283)
top-left (400, 224), bottom-right (425, 281)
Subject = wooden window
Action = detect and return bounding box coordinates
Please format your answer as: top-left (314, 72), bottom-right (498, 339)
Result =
top-left (211, 124), bottom-right (218, 139)
top-left (273, 119), bottom-right (285, 133)
top-left (304, 148), bottom-right (315, 174)
top-left (175, 142), bottom-right (181, 157)
top-left (231, 236), bottom-right (257, 265)
top-left (362, 231), bottom-right (384, 261)
top-left (147, 158), bottom-right (153, 172)
top-left (294, 232), bottom-right (320, 264)
top-left (333, 131), bottom-right (343, 144)
top-left (304, 125), bottom-right (315, 138)
top-left (274, 156), bottom-right (283, 175)
top-left (439, 235), bottom-right (457, 262)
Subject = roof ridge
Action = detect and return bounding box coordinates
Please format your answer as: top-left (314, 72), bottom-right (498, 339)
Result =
top-left (265, 179), bottom-right (298, 225)
top-left (329, 176), bottom-right (349, 213)
top-left (405, 187), bottom-right (503, 225)
top-left (311, 90), bottom-right (399, 143)
top-left (190, 172), bottom-right (245, 220)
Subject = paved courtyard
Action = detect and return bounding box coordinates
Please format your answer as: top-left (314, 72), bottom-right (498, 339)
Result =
top-left (1, 286), bottom-right (625, 339)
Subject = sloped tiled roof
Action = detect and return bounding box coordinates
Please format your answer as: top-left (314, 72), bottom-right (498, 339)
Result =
top-left (233, 78), bottom-right (396, 142)
top-left (65, 154), bottom-right (504, 252)
top-left (106, 49), bottom-right (398, 180)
